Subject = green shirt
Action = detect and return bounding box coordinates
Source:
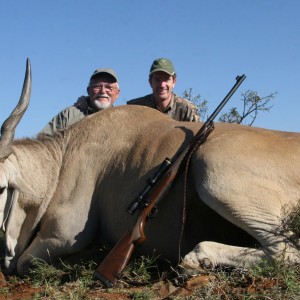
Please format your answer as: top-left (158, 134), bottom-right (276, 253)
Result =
top-left (39, 103), bottom-right (94, 136)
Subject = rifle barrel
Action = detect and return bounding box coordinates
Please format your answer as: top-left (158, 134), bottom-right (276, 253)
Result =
top-left (207, 74), bottom-right (246, 124)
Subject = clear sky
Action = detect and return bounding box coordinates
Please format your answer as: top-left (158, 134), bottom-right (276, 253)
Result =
top-left (0, 1), bottom-right (299, 138)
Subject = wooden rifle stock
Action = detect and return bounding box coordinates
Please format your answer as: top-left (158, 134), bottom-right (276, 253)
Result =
top-left (94, 75), bottom-right (246, 287)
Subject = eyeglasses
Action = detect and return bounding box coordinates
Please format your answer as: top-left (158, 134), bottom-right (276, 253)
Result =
top-left (90, 83), bottom-right (117, 92)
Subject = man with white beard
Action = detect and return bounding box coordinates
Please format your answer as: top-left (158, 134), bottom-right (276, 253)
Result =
top-left (39, 68), bottom-right (120, 136)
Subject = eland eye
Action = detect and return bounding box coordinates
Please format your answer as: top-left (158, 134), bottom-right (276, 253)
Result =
top-left (0, 187), bottom-right (5, 195)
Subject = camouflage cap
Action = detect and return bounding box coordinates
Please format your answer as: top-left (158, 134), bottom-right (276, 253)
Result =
top-left (149, 58), bottom-right (176, 76)
top-left (90, 68), bottom-right (118, 82)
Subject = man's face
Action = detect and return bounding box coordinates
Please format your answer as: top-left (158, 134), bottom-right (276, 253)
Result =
top-left (87, 75), bottom-right (120, 110)
top-left (149, 71), bottom-right (176, 103)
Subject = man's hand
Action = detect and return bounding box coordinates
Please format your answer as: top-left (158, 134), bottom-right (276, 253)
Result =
top-left (74, 96), bottom-right (89, 110)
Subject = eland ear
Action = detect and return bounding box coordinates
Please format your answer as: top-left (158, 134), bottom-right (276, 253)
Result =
top-left (1, 189), bottom-right (19, 232)
top-left (10, 175), bottom-right (42, 199)
top-left (6, 160), bottom-right (43, 199)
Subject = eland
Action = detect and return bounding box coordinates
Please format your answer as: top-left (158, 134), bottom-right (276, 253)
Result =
top-left (0, 59), bottom-right (299, 276)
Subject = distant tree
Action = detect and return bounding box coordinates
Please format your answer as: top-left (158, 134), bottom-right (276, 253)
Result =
top-left (183, 88), bottom-right (276, 126)
top-left (218, 90), bottom-right (277, 126)
top-left (182, 88), bottom-right (208, 121)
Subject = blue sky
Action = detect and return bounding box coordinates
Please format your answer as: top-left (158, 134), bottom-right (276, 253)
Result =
top-left (0, 1), bottom-right (299, 138)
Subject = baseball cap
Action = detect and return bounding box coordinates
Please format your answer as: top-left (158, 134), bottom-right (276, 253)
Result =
top-left (149, 58), bottom-right (176, 76)
top-left (90, 68), bottom-right (118, 82)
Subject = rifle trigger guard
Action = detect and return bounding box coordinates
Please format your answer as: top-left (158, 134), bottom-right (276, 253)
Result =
top-left (147, 206), bottom-right (158, 219)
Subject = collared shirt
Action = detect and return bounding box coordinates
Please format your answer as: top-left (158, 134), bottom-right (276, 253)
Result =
top-left (127, 94), bottom-right (199, 122)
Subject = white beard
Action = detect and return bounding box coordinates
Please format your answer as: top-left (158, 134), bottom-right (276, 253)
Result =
top-left (92, 99), bottom-right (112, 110)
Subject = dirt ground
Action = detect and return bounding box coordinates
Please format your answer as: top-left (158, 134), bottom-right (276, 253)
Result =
top-left (0, 271), bottom-right (217, 299)
top-left (0, 269), bottom-right (286, 300)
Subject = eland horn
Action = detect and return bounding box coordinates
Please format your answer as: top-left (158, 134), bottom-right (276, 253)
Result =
top-left (0, 58), bottom-right (32, 161)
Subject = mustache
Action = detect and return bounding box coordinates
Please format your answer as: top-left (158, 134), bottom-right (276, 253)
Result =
top-left (95, 94), bottom-right (109, 100)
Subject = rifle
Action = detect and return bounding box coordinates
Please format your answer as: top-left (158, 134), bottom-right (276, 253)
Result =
top-left (94, 75), bottom-right (246, 287)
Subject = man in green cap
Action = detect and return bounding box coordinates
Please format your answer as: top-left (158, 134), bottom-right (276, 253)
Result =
top-left (127, 58), bottom-right (199, 122)
top-left (39, 67), bottom-right (120, 135)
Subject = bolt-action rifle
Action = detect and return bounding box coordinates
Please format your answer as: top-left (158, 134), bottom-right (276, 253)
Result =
top-left (94, 75), bottom-right (246, 287)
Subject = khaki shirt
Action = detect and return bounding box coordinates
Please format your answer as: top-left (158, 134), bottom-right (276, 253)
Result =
top-left (127, 94), bottom-right (199, 122)
top-left (39, 102), bottom-right (95, 136)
